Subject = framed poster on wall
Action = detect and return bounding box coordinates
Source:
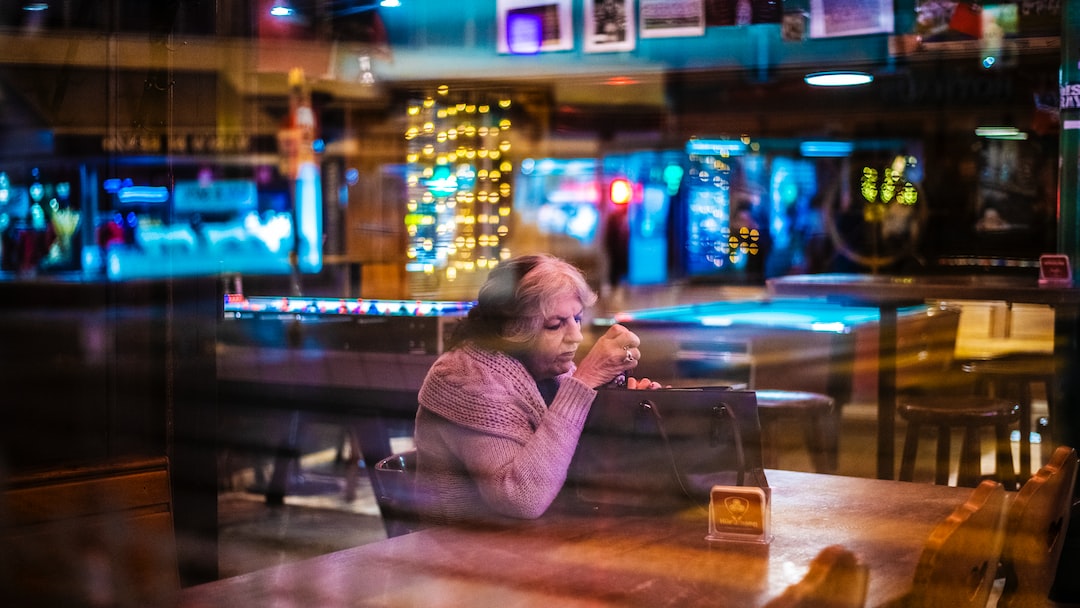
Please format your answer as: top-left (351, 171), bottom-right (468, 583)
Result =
top-left (809, 0), bottom-right (894, 39)
top-left (585, 0), bottom-right (636, 53)
top-left (497, 0), bottom-right (574, 54)
top-left (639, 0), bottom-right (705, 39)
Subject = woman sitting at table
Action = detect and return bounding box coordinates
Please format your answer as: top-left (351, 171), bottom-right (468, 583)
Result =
top-left (413, 253), bottom-right (660, 525)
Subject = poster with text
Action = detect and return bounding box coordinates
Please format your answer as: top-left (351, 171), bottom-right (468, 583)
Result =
top-left (586, 0), bottom-right (636, 52)
top-left (640, 0), bottom-right (705, 39)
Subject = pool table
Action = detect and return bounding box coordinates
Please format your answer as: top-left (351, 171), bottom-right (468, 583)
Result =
top-left (598, 297), bottom-right (927, 407)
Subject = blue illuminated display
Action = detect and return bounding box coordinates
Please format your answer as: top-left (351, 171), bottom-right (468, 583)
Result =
top-left (506, 12), bottom-right (542, 55)
top-left (611, 299), bottom-right (892, 334)
top-left (224, 294), bottom-right (475, 318)
top-left (102, 171), bottom-right (322, 280)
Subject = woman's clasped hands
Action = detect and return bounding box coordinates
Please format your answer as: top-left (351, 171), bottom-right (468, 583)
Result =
top-left (572, 323), bottom-right (665, 390)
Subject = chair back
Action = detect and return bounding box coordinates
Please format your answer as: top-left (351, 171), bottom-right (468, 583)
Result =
top-left (1, 456), bottom-right (178, 608)
top-left (763, 544), bottom-right (868, 608)
top-left (908, 479), bottom-right (1008, 608)
top-left (896, 303), bottom-right (963, 392)
top-left (372, 449), bottom-right (420, 538)
top-left (999, 445), bottom-right (1079, 608)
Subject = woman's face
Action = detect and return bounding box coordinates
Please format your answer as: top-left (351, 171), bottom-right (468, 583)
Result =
top-left (519, 293), bottom-right (585, 380)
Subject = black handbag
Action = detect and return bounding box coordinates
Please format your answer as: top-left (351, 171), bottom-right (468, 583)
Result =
top-left (566, 386), bottom-right (769, 512)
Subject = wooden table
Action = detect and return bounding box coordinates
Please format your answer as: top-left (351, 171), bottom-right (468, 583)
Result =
top-left (767, 273), bottom-right (1080, 480)
top-left (178, 470), bottom-right (977, 607)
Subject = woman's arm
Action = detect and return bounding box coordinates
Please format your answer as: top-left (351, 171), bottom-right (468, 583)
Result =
top-left (446, 376), bottom-right (594, 519)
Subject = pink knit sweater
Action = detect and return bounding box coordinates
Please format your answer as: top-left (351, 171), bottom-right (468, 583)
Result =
top-left (414, 343), bottom-right (596, 524)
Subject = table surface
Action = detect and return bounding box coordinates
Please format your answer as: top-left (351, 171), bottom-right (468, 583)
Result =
top-left (178, 470), bottom-right (978, 608)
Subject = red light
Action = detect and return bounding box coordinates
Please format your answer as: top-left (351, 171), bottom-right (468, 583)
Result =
top-left (610, 178), bottom-right (633, 205)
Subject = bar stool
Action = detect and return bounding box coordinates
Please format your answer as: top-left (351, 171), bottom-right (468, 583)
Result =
top-left (673, 342), bottom-right (838, 473)
top-left (897, 394), bottom-right (1020, 489)
top-left (961, 352), bottom-right (1056, 481)
top-left (755, 389), bottom-right (836, 473)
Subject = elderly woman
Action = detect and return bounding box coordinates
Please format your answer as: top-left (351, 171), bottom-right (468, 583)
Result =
top-left (414, 253), bottom-right (657, 525)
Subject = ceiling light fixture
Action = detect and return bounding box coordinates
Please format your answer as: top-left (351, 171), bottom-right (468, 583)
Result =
top-left (975, 126), bottom-right (1019, 137)
top-left (804, 71), bottom-right (874, 87)
top-left (270, 1), bottom-right (294, 17)
top-left (975, 126), bottom-right (1028, 140)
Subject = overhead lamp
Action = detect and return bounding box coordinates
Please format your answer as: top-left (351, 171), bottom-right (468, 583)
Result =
top-left (975, 126), bottom-right (1028, 140)
top-left (269, 1), bottom-right (294, 17)
top-left (804, 71), bottom-right (874, 87)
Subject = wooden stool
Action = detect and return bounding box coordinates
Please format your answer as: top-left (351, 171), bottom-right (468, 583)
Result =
top-left (755, 389), bottom-right (836, 473)
top-left (898, 395), bottom-right (1020, 488)
top-left (962, 353), bottom-right (1055, 481)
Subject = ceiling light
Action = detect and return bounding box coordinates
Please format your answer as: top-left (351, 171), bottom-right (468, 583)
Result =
top-left (270, 2), bottom-right (294, 17)
top-left (975, 127), bottom-right (1028, 140)
top-left (975, 126), bottom-right (1020, 137)
top-left (804, 71), bottom-right (874, 87)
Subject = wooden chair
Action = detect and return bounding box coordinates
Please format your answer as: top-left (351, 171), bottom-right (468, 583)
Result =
top-left (897, 395), bottom-right (1020, 488)
top-left (763, 544), bottom-right (868, 608)
top-left (961, 352), bottom-right (1058, 482)
top-left (900, 480), bottom-right (1008, 608)
top-left (1, 456), bottom-right (178, 608)
top-left (894, 304), bottom-right (1025, 489)
top-left (997, 445), bottom-right (1078, 608)
top-left (756, 389), bottom-right (836, 473)
top-left (372, 449), bottom-right (421, 538)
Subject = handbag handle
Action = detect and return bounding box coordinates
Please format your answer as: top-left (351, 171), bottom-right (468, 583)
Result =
top-left (637, 398), bottom-right (747, 502)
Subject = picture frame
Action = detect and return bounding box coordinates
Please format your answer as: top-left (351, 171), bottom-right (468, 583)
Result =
top-left (585, 0), bottom-right (636, 53)
top-left (809, 0), bottom-right (895, 39)
top-left (639, 0), bottom-right (705, 39)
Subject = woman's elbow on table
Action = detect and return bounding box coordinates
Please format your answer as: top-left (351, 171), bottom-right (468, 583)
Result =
top-left (481, 476), bottom-right (561, 520)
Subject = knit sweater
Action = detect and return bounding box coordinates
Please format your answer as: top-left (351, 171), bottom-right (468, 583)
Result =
top-left (414, 343), bottom-right (596, 525)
